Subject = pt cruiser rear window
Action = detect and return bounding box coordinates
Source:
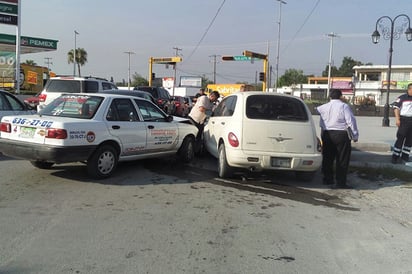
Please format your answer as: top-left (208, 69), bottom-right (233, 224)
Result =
top-left (246, 95), bottom-right (308, 121)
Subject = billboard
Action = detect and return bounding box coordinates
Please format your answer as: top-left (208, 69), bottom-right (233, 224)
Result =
top-left (180, 76), bottom-right (202, 87)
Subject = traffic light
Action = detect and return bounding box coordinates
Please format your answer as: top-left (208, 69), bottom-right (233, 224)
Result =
top-left (222, 56), bottom-right (235, 61)
top-left (151, 73), bottom-right (155, 80)
top-left (259, 72), bottom-right (265, 81)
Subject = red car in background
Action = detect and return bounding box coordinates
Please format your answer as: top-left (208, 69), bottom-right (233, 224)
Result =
top-left (24, 92), bottom-right (40, 108)
top-left (172, 96), bottom-right (189, 117)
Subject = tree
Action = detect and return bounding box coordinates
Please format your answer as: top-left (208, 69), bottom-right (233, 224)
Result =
top-left (131, 72), bottom-right (148, 87)
top-left (321, 65), bottom-right (339, 77)
top-left (277, 69), bottom-right (308, 87)
top-left (201, 75), bottom-right (213, 89)
top-left (339, 56), bottom-right (363, 76)
top-left (67, 48), bottom-right (88, 76)
top-left (321, 56), bottom-right (365, 77)
top-left (22, 60), bottom-right (37, 66)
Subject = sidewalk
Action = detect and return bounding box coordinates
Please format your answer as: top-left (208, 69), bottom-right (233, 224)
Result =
top-left (312, 115), bottom-right (412, 171)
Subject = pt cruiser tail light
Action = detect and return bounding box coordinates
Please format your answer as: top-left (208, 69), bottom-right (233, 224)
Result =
top-left (38, 93), bottom-right (47, 102)
top-left (228, 132), bottom-right (239, 147)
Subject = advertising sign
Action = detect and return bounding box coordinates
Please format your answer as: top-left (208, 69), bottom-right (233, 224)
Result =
top-left (180, 76), bottom-right (202, 87)
top-left (0, 0), bottom-right (18, 25)
top-left (0, 51), bottom-right (15, 77)
top-left (0, 2), bottom-right (18, 14)
top-left (27, 70), bottom-right (37, 84)
top-left (0, 13), bottom-right (17, 25)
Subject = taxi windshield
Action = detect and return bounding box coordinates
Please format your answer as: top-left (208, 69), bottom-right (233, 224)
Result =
top-left (39, 95), bottom-right (103, 119)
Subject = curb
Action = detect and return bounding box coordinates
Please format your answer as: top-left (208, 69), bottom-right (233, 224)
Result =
top-left (352, 142), bottom-right (392, 153)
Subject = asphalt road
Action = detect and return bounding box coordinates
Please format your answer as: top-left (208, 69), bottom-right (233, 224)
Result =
top-left (1, 153), bottom-right (412, 273)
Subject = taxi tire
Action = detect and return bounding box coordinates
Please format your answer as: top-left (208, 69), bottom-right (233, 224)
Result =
top-left (87, 145), bottom-right (118, 179)
top-left (178, 136), bottom-right (195, 163)
top-left (218, 144), bottom-right (233, 178)
top-left (31, 160), bottom-right (54, 169)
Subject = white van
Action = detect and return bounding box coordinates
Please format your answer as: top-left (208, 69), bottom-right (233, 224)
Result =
top-left (37, 76), bottom-right (117, 111)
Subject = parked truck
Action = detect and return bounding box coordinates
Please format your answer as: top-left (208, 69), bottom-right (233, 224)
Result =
top-left (0, 64), bottom-right (53, 92)
top-left (206, 83), bottom-right (254, 97)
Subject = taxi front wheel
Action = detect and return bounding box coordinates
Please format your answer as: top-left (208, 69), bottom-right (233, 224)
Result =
top-left (87, 145), bottom-right (118, 179)
top-left (178, 136), bottom-right (195, 163)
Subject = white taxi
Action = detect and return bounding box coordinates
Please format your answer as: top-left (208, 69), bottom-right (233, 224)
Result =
top-left (0, 93), bottom-right (198, 179)
top-left (203, 92), bottom-right (322, 181)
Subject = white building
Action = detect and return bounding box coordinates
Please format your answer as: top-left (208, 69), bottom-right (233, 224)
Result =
top-left (276, 65), bottom-right (412, 106)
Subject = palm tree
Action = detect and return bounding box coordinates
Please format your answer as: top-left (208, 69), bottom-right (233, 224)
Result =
top-left (23, 59), bottom-right (37, 66)
top-left (67, 48), bottom-right (88, 76)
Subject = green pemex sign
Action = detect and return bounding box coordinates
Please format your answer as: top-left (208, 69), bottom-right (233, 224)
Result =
top-left (0, 34), bottom-right (58, 50)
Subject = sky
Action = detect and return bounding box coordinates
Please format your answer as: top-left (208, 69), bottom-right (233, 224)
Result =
top-left (3, 0), bottom-right (412, 85)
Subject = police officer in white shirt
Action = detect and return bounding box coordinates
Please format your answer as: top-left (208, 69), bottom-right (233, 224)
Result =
top-left (392, 83), bottom-right (412, 164)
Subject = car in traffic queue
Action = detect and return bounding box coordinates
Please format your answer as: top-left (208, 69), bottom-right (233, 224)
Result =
top-left (0, 93), bottom-right (198, 179)
top-left (99, 89), bottom-right (157, 105)
top-left (133, 86), bottom-right (175, 115)
top-left (183, 96), bottom-right (194, 113)
top-left (0, 89), bottom-right (36, 120)
top-left (37, 76), bottom-right (118, 111)
top-left (23, 92), bottom-right (41, 108)
top-left (172, 95), bottom-right (189, 117)
top-left (203, 92), bottom-right (322, 180)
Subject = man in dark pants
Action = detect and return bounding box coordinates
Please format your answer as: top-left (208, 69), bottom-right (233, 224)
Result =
top-left (317, 89), bottom-right (359, 189)
top-left (392, 83), bottom-right (412, 164)
top-left (188, 91), bottom-right (220, 153)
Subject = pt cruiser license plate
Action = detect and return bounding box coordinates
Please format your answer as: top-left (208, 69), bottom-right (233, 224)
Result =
top-left (271, 157), bottom-right (291, 168)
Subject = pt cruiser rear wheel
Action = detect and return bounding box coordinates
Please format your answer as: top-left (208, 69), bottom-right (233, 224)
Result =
top-left (218, 144), bottom-right (233, 178)
top-left (87, 145), bottom-right (118, 179)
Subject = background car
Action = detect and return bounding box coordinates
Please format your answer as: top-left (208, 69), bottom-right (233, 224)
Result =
top-left (172, 95), bottom-right (189, 117)
top-left (100, 89), bottom-right (157, 106)
top-left (0, 93), bottom-right (197, 179)
top-left (37, 76), bottom-right (118, 111)
top-left (183, 96), bottom-right (194, 113)
top-left (23, 92), bottom-right (40, 108)
top-left (203, 92), bottom-right (322, 181)
top-left (0, 90), bottom-right (36, 120)
top-left (134, 86), bottom-right (175, 115)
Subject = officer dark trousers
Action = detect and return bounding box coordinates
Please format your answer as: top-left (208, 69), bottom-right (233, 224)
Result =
top-left (322, 130), bottom-right (352, 186)
top-left (393, 117), bottom-right (412, 162)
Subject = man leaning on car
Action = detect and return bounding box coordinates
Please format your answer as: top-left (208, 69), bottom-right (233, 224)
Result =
top-left (188, 91), bottom-right (220, 150)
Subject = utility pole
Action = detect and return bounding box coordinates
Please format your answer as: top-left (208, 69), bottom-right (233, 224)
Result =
top-left (326, 32), bottom-right (339, 99)
top-left (275, 0), bottom-right (286, 91)
top-left (209, 54), bottom-right (220, 84)
top-left (44, 57), bottom-right (53, 70)
top-left (124, 51), bottom-right (135, 90)
top-left (74, 30), bottom-right (79, 76)
top-left (172, 47), bottom-right (182, 96)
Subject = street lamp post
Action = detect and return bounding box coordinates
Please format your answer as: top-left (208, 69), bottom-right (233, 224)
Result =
top-left (74, 30), bottom-right (79, 76)
top-left (326, 32), bottom-right (338, 99)
top-left (124, 51), bottom-right (135, 90)
top-left (372, 14), bottom-right (412, 127)
top-left (274, 0), bottom-right (286, 91)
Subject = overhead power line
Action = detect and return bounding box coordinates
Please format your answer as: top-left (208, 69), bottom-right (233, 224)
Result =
top-left (282, 0), bottom-right (321, 52)
top-left (185, 0), bottom-right (226, 62)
